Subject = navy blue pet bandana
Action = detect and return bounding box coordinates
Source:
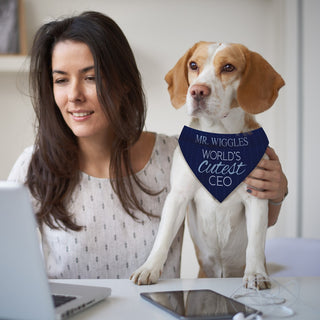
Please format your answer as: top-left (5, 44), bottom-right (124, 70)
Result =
top-left (178, 126), bottom-right (269, 202)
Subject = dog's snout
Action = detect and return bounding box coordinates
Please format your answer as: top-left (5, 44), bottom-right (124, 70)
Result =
top-left (190, 84), bottom-right (211, 101)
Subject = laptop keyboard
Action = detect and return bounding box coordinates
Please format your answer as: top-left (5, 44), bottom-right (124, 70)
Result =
top-left (53, 294), bottom-right (77, 308)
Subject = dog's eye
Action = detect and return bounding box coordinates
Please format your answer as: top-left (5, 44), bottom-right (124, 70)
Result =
top-left (189, 61), bottom-right (199, 71)
top-left (222, 64), bottom-right (235, 73)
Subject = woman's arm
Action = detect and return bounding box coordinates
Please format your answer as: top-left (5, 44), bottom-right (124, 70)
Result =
top-left (244, 147), bottom-right (288, 227)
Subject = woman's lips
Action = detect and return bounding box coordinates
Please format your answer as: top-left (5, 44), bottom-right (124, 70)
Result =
top-left (70, 111), bottom-right (94, 121)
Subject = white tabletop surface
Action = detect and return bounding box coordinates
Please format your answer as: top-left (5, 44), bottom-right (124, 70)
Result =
top-left (53, 277), bottom-right (320, 320)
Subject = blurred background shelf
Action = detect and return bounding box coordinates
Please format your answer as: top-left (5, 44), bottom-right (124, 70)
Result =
top-left (0, 55), bottom-right (29, 73)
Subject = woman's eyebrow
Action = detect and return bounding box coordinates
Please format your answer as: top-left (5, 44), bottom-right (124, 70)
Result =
top-left (52, 65), bottom-right (95, 75)
top-left (81, 66), bottom-right (95, 73)
top-left (52, 70), bottom-right (67, 75)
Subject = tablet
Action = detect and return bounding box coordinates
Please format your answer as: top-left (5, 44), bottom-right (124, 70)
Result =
top-left (140, 289), bottom-right (261, 320)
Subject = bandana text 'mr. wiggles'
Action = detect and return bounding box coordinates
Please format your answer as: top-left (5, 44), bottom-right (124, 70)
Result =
top-left (178, 126), bottom-right (269, 202)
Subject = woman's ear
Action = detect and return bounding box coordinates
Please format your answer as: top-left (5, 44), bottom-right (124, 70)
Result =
top-left (237, 48), bottom-right (285, 114)
top-left (165, 42), bottom-right (202, 109)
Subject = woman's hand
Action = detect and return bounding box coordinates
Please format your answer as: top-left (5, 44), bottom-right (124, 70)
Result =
top-left (245, 147), bottom-right (288, 226)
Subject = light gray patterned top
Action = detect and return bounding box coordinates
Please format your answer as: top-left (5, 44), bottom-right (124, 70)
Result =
top-left (8, 133), bottom-right (183, 279)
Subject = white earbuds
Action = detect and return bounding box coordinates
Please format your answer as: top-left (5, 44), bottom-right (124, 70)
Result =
top-left (233, 312), bottom-right (245, 320)
top-left (233, 313), bottom-right (263, 320)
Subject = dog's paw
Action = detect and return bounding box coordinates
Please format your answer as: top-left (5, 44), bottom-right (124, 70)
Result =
top-left (130, 264), bottom-right (162, 285)
top-left (243, 272), bottom-right (271, 290)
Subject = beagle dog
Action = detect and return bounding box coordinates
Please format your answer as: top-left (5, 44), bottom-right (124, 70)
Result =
top-left (131, 42), bottom-right (284, 289)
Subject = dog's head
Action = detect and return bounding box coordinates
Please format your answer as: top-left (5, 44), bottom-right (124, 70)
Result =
top-left (165, 42), bottom-right (285, 119)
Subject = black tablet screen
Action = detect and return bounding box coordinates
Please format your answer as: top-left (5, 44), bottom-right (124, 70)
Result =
top-left (141, 289), bottom-right (261, 319)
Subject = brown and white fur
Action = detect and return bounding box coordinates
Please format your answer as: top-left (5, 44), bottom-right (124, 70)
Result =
top-left (131, 42), bottom-right (284, 289)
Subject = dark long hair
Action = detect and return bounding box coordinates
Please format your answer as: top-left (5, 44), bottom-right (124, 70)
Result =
top-left (27, 11), bottom-right (155, 230)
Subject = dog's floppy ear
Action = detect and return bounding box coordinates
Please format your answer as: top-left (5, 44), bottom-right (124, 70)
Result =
top-left (165, 42), bottom-right (202, 109)
top-left (237, 46), bottom-right (285, 114)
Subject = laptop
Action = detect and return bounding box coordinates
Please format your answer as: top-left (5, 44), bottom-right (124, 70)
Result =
top-left (0, 181), bottom-right (111, 320)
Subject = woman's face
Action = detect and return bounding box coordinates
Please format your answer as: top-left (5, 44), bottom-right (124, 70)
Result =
top-left (52, 40), bottom-right (110, 143)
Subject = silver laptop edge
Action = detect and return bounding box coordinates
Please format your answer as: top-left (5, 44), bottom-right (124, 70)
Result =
top-left (0, 181), bottom-right (111, 320)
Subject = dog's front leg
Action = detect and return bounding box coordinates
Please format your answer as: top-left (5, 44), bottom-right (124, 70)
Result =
top-left (131, 148), bottom-right (196, 285)
top-left (244, 197), bottom-right (270, 289)
top-left (130, 190), bottom-right (189, 285)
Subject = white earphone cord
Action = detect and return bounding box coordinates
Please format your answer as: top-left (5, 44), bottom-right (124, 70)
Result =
top-left (231, 277), bottom-right (299, 320)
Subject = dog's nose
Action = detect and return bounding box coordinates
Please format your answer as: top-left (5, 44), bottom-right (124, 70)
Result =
top-left (190, 84), bottom-right (211, 101)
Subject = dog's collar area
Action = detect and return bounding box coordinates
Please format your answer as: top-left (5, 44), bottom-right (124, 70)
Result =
top-left (178, 126), bottom-right (269, 202)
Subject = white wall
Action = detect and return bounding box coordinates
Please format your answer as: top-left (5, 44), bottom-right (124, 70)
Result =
top-left (1, 0), bottom-right (318, 278)
top-left (300, 0), bottom-right (320, 238)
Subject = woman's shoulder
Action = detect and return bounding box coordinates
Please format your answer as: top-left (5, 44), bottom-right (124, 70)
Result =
top-left (152, 132), bottom-right (179, 160)
top-left (148, 132), bottom-right (179, 168)
top-left (154, 132), bottom-right (179, 151)
top-left (7, 146), bottom-right (34, 183)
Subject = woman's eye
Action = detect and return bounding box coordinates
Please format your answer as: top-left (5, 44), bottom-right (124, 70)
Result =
top-left (54, 78), bottom-right (67, 85)
top-left (222, 64), bottom-right (235, 73)
top-left (189, 61), bottom-right (198, 71)
top-left (85, 76), bottom-right (96, 82)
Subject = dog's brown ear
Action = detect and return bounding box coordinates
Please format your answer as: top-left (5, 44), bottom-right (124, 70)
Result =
top-left (165, 42), bottom-right (202, 109)
top-left (237, 47), bottom-right (285, 114)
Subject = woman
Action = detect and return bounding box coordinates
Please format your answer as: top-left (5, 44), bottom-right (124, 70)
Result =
top-left (8, 11), bottom-right (288, 279)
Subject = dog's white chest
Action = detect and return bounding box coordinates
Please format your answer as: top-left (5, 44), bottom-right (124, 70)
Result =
top-left (190, 186), bottom-right (246, 244)
top-left (186, 185), bottom-right (250, 278)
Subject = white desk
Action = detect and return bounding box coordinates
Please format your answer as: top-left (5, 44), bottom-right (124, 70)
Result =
top-left (53, 277), bottom-right (320, 320)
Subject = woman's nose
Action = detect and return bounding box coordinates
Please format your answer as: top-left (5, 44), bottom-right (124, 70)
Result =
top-left (68, 81), bottom-right (84, 102)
